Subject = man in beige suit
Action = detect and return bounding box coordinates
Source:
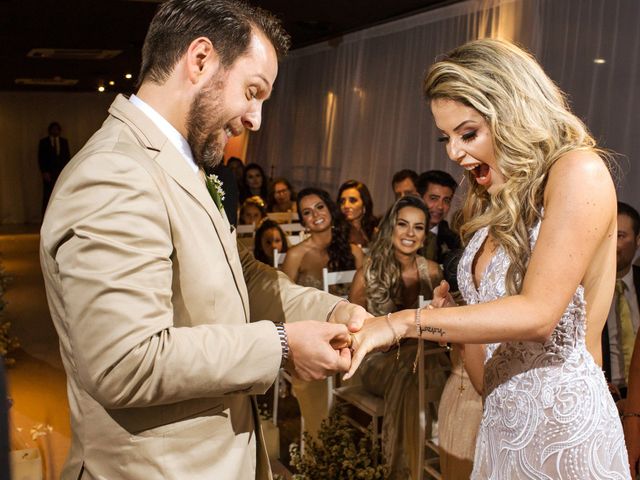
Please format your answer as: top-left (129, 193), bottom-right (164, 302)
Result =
top-left (40, 1), bottom-right (368, 478)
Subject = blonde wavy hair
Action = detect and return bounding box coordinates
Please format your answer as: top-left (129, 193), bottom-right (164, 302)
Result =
top-left (365, 195), bottom-right (430, 316)
top-left (424, 38), bottom-right (605, 295)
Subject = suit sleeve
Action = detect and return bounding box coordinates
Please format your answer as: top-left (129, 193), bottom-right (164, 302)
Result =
top-left (238, 243), bottom-right (343, 325)
top-left (43, 152), bottom-right (284, 409)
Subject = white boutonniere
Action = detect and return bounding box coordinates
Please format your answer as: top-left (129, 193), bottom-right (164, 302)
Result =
top-left (205, 173), bottom-right (226, 212)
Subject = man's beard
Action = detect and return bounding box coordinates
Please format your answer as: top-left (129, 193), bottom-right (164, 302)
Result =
top-left (186, 76), bottom-right (226, 170)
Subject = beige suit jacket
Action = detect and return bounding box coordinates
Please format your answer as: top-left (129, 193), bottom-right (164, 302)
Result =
top-left (40, 94), bottom-right (340, 479)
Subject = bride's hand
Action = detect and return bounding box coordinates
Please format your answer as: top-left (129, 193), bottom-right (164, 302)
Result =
top-left (431, 280), bottom-right (456, 308)
top-left (343, 315), bottom-right (398, 380)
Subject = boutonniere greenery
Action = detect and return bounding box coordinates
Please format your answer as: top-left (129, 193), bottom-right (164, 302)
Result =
top-left (205, 173), bottom-right (226, 212)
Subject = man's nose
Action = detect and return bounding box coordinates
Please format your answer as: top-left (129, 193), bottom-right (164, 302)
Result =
top-left (242, 105), bottom-right (262, 131)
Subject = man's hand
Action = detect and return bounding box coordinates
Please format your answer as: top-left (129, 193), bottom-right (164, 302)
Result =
top-left (328, 300), bottom-right (372, 333)
top-left (284, 321), bottom-right (352, 381)
top-left (431, 280), bottom-right (456, 308)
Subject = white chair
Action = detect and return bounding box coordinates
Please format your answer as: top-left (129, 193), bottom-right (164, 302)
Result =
top-left (273, 249), bottom-right (286, 269)
top-left (321, 267), bottom-right (356, 294)
top-left (280, 222), bottom-right (305, 235)
top-left (288, 234), bottom-right (303, 246)
top-left (266, 211), bottom-right (293, 224)
top-left (236, 223), bottom-right (255, 236)
top-left (322, 267), bottom-right (357, 415)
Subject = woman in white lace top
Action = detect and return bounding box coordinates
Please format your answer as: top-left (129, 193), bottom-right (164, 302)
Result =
top-left (345, 38), bottom-right (630, 479)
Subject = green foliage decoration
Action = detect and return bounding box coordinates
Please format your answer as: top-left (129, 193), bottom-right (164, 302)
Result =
top-left (288, 409), bottom-right (388, 480)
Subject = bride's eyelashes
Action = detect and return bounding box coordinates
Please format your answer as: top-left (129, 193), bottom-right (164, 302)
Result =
top-left (436, 130), bottom-right (478, 143)
top-left (461, 130), bottom-right (477, 142)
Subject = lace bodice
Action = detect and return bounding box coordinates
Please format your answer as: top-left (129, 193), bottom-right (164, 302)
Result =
top-left (459, 220), bottom-right (629, 479)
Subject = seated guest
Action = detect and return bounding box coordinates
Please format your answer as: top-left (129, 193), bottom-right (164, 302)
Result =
top-left (283, 187), bottom-right (364, 288)
top-left (254, 219), bottom-right (288, 266)
top-left (602, 202), bottom-right (640, 400)
top-left (241, 162), bottom-right (269, 203)
top-left (416, 169), bottom-right (462, 262)
top-left (391, 169), bottom-right (419, 199)
top-left (226, 156), bottom-right (244, 180)
top-left (226, 156), bottom-right (245, 193)
top-left (283, 187), bottom-right (364, 440)
top-left (268, 177), bottom-right (297, 214)
top-left (239, 196), bottom-right (267, 226)
top-left (348, 195), bottom-right (449, 479)
top-left (337, 179), bottom-right (378, 248)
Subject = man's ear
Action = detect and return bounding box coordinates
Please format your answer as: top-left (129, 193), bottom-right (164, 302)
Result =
top-left (185, 37), bottom-right (221, 86)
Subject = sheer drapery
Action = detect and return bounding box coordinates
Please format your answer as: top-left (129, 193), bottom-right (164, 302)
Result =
top-left (0, 92), bottom-right (116, 224)
top-left (247, 0), bottom-right (640, 214)
top-left (1, 0), bottom-right (638, 224)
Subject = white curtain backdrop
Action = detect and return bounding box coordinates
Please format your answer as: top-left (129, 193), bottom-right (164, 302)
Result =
top-left (0, 0), bottom-right (638, 223)
top-left (247, 0), bottom-right (640, 216)
top-left (0, 92), bottom-right (116, 224)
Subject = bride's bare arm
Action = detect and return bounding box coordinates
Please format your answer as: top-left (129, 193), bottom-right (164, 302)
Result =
top-left (346, 151), bottom-right (616, 377)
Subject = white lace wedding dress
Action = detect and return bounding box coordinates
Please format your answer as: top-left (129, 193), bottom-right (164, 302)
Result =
top-left (459, 221), bottom-right (630, 479)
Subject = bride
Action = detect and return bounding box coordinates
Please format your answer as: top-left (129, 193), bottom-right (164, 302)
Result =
top-left (345, 38), bottom-right (630, 478)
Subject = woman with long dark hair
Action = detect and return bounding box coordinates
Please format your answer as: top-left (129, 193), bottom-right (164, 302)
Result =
top-left (283, 187), bottom-right (363, 288)
top-left (240, 162), bottom-right (268, 203)
top-left (282, 187), bottom-right (364, 440)
top-left (337, 179), bottom-right (378, 248)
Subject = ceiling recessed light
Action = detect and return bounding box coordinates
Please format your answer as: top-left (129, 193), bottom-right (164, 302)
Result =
top-left (593, 58), bottom-right (606, 64)
top-left (125, 73), bottom-right (133, 79)
top-left (108, 81), bottom-right (115, 86)
top-left (98, 86), bottom-right (105, 92)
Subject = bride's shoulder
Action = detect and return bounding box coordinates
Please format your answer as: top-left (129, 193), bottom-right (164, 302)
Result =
top-left (549, 150), bottom-right (611, 183)
top-left (545, 150), bottom-right (615, 205)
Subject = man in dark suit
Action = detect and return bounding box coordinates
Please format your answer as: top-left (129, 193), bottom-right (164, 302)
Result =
top-left (602, 202), bottom-right (640, 400)
top-left (417, 170), bottom-right (462, 263)
top-left (38, 121), bottom-right (71, 215)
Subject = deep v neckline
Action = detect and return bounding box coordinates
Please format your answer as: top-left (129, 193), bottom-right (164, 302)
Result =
top-left (469, 227), bottom-right (500, 295)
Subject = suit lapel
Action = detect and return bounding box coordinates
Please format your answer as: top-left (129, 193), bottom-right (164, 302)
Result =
top-left (108, 94), bottom-right (250, 322)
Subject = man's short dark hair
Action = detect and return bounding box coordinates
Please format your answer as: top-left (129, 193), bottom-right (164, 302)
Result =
top-left (618, 202), bottom-right (640, 237)
top-left (391, 169), bottom-right (418, 188)
top-left (416, 170), bottom-right (458, 196)
top-left (138, 0), bottom-right (291, 86)
top-left (48, 122), bottom-right (61, 134)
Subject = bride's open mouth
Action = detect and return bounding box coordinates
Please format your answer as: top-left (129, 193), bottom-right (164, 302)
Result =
top-left (470, 163), bottom-right (491, 186)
